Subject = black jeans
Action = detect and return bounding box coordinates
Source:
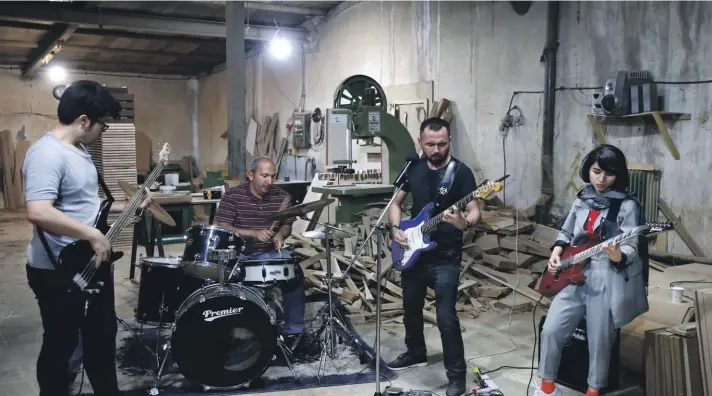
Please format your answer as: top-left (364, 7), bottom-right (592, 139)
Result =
top-left (402, 258), bottom-right (466, 381)
top-left (26, 264), bottom-right (120, 396)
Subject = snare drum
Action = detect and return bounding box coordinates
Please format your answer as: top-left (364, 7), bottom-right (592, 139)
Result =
top-left (182, 225), bottom-right (244, 281)
top-left (238, 258), bottom-right (299, 287)
top-left (135, 256), bottom-right (210, 326)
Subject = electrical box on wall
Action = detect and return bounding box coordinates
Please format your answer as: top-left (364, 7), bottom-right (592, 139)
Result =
top-left (292, 112), bottom-right (311, 149)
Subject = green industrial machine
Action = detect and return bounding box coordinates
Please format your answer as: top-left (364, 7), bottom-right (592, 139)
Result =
top-left (312, 75), bottom-right (416, 223)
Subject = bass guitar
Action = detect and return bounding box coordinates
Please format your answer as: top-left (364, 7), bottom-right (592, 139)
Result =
top-left (61, 143), bottom-right (171, 293)
top-left (391, 175), bottom-right (509, 271)
top-left (538, 221), bottom-right (673, 297)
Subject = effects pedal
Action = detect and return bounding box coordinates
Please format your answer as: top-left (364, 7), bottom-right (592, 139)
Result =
top-left (404, 391), bottom-right (433, 396)
top-left (383, 387), bottom-right (432, 396)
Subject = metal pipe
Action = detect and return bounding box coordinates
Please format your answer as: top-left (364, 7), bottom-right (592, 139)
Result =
top-left (536, 1), bottom-right (559, 224)
top-left (188, 77), bottom-right (200, 167)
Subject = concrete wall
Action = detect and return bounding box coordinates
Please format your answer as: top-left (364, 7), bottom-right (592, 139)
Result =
top-left (0, 69), bottom-right (194, 163)
top-left (198, 1), bottom-right (712, 256)
top-left (196, 51), bottom-right (300, 170)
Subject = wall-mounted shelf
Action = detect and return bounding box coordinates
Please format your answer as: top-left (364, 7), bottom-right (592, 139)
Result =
top-left (586, 111), bottom-right (691, 160)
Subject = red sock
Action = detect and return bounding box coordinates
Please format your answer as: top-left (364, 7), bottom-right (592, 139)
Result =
top-left (541, 380), bottom-right (555, 394)
top-left (586, 389), bottom-right (599, 396)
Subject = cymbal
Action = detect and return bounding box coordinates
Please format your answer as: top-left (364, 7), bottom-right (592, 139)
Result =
top-left (302, 226), bottom-right (355, 240)
top-left (117, 180), bottom-right (177, 227)
top-left (267, 198), bottom-right (335, 221)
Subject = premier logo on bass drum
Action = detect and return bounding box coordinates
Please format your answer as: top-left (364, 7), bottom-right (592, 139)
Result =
top-left (202, 307), bottom-right (244, 322)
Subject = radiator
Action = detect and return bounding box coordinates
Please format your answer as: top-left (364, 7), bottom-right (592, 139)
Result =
top-left (628, 167), bottom-right (661, 223)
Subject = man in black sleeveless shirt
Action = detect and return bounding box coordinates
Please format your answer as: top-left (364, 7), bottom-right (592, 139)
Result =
top-left (387, 118), bottom-right (480, 396)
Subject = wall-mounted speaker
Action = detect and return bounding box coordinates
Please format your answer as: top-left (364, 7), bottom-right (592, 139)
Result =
top-left (591, 92), bottom-right (603, 114)
top-left (601, 71), bottom-right (630, 116)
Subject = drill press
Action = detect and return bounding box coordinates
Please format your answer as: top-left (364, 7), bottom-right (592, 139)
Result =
top-left (313, 75), bottom-right (417, 223)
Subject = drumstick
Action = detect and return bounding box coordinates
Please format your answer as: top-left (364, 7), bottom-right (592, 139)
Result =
top-left (270, 194), bottom-right (292, 232)
top-left (271, 194), bottom-right (292, 254)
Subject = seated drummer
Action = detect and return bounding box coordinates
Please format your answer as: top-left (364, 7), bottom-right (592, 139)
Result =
top-left (214, 156), bottom-right (315, 356)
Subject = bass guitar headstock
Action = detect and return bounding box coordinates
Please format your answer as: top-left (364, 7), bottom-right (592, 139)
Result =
top-left (157, 142), bottom-right (171, 165)
top-left (474, 174), bottom-right (510, 200)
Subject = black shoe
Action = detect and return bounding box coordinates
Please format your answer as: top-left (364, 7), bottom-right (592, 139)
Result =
top-left (386, 351), bottom-right (427, 371)
top-left (445, 378), bottom-right (466, 396)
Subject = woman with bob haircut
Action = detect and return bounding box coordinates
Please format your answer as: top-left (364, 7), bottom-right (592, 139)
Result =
top-left (533, 144), bottom-right (648, 396)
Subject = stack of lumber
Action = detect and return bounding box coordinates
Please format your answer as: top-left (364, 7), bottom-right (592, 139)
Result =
top-left (285, 204), bottom-right (554, 326)
top-left (644, 323), bottom-right (704, 396)
top-left (0, 131), bottom-right (32, 209)
top-left (88, 123), bottom-right (137, 248)
top-left (694, 288), bottom-right (712, 396)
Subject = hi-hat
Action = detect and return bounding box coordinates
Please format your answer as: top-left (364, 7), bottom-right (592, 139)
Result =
top-left (118, 180), bottom-right (176, 227)
top-left (267, 198), bottom-right (335, 221)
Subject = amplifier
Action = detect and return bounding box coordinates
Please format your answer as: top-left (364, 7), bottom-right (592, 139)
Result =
top-left (538, 315), bottom-right (621, 393)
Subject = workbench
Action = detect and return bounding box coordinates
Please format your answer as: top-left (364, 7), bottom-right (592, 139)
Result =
top-left (128, 194), bottom-right (221, 281)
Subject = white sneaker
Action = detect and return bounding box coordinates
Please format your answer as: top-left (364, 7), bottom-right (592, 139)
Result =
top-left (532, 385), bottom-right (563, 396)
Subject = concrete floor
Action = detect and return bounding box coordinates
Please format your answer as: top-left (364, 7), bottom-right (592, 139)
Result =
top-left (0, 211), bottom-right (585, 396)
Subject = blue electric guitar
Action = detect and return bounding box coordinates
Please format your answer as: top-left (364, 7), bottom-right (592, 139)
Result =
top-left (391, 175), bottom-right (509, 271)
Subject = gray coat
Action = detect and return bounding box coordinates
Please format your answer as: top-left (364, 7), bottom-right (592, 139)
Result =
top-left (555, 197), bottom-right (649, 329)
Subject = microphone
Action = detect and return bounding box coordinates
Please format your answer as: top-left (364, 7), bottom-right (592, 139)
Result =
top-left (393, 152), bottom-right (420, 187)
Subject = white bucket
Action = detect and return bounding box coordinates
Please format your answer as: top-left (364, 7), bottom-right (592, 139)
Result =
top-left (669, 286), bottom-right (684, 303)
top-left (165, 173), bottom-right (179, 186)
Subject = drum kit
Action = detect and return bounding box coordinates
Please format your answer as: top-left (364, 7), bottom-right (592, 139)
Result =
top-left (125, 198), bottom-right (373, 394)
top-left (132, 225), bottom-right (300, 394)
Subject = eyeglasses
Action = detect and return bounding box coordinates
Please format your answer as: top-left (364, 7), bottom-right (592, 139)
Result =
top-left (96, 120), bottom-right (109, 132)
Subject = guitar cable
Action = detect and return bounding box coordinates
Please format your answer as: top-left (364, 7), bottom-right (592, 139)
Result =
top-left (465, 206), bottom-right (523, 370)
top-left (464, 178), bottom-right (545, 396)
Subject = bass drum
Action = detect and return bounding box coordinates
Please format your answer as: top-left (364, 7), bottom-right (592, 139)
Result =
top-left (171, 283), bottom-right (278, 389)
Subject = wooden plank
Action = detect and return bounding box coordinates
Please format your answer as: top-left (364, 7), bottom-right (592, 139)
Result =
top-left (649, 250), bottom-right (712, 265)
top-left (499, 235), bottom-right (551, 257)
top-left (474, 233), bottom-right (499, 254)
top-left (651, 111), bottom-right (681, 160)
top-left (628, 163), bottom-right (658, 171)
top-left (587, 114), bottom-right (608, 144)
top-left (1, 131), bottom-right (16, 209)
top-left (694, 288), bottom-right (712, 396)
top-left (482, 254), bottom-right (517, 271)
top-left (658, 198), bottom-right (705, 257)
top-left (469, 262), bottom-right (548, 306)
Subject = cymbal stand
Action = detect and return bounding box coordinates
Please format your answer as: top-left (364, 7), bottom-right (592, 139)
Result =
top-left (296, 220), bottom-right (372, 379)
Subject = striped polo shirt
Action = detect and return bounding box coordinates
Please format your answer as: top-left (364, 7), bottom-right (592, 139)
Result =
top-left (214, 183), bottom-right (295, 254)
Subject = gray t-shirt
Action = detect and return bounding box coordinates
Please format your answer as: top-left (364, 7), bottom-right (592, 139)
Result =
top-left (24, 133), bottom-right (100, 270)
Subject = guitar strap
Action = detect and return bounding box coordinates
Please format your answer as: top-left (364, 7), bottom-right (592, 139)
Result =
top-left (36, 168), bottom-right (112, 269)
top-left (433, 157), bottom-right (460, 211)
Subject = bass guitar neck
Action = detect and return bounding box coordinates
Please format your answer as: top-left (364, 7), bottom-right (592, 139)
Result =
top-left (60, 143), bottom-right (171, 293)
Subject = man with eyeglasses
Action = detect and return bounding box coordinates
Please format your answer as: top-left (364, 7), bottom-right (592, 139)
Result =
top-left (386, 117), bottom-right (481, 396)
top-left (23, 80), bottom-right (152, 396)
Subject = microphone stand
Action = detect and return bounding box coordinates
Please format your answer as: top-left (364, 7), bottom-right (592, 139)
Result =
top-left (373, 223), bottom-right (386, 396)
top-left (338, 178), bottom-right (407, 396)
